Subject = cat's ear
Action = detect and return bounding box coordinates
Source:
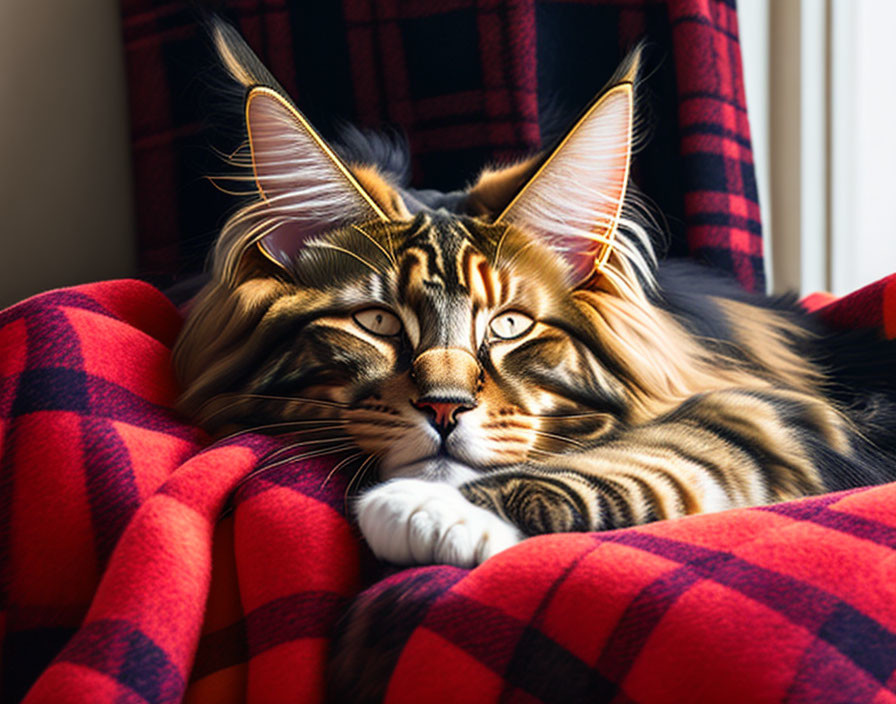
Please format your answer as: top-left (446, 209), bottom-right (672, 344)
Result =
top-left (492, 50), bottom-right (640, 283)
top-left (244, 87), bottom-right (388, 267)
top-left (211, 19), bottom-right (387, 269)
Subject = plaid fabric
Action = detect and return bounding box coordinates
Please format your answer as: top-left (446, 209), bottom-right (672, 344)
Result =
top-left (802, 275), bottom-right (896, 338)
top-left (1, 281), bottom-right (360, 703)
top-left (3, 275), bottom-right (895, 703)
top-left (119, 0), bottom-right (764, 291)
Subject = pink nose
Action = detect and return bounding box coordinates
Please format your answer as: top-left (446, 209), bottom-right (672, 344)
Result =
top-left (412, 399), bottom-right (475, 438)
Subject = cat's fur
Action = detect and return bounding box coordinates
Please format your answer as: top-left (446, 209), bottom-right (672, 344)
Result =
top-left (174, 22), bottom-right (896, 571)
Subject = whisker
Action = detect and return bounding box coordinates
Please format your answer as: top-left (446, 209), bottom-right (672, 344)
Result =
top-left (346, 454), bottom-right (375, 493)
top-left (215, 419), bottom-right (351, 444)
top-left (533, 430), bottom-right (585, 448)
top-left (320, 452), bottom-right (366, 490)
top-left (196, 394), bottom-right (348, 427)
top-left (205, 176), bottom-right (258, 197)
top-left (348, 422), bottom-right (414, 436)
top-left (264, 426), bottom-right (355, 443)
top-left (196, 396), bottom-right (247, 422)
top-left (501, 239), bottom-right (542, 270)
top-left (236, 393), bottom-right (350, 408)
top-left (253, 443), bottom-right (357, 476)
top-left (305, 241), bottom-right (384, 275)
top-left (344, 453), bottom-right (378, 511)
top-left (534, 411), bottom-right (608, 420)
top-left (525, 447), bottom-right (570, 461)
top-left (351, 224), bottom-right (396, 267)
top-left (219, 443), bottom-right (357, 520)
top-left (493, 224), bottom-right (513, 267)
top-left (262, 436), bottom-right (354, 463)
top-left (199, 393), bottom-right (350, 426)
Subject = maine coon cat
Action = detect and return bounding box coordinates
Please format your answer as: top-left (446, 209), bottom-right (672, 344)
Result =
top-left (174, 22), bottom-right (896, 568)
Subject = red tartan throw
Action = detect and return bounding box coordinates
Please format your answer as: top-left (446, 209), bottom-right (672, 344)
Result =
top-left (2, 275), bottom-right (896, 703)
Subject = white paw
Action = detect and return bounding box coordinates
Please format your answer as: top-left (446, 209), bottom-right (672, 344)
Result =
top-left (356, 479), bottom-right (523, 567)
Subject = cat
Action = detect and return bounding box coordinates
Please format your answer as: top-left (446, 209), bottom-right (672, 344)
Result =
top-left (173, 21), bottom-right (896, 569)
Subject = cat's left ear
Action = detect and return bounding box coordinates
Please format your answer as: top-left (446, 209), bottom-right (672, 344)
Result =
top-left (245, 87), bottom-right (389, 267)
top-left (490, 49), bottom-right (640, 283)
top-left (210, 19), bottom-right (389, 269)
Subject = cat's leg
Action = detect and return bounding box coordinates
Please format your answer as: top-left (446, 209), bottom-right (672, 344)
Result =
top-left (461, 389), bottom-right (845, 535)
top-left (355, 479), bottom-right (523, 567)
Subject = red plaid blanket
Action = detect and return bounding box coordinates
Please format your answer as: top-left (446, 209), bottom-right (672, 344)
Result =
top-left (3, 275), bottom-right (896, 703)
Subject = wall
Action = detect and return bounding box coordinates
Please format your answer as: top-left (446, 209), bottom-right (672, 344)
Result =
top-left (740, 0), bottom-right (896, 296)
top-left (0, 0), bottom-right (136, 308)
top-left (830, 0), bottom-right (896, 295)
top-left (735, 0), bottom-right (772, 291)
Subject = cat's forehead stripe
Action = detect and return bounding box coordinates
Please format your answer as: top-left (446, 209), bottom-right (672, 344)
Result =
top-left (458, 245), bottom-right (499, 308)
top-left (391, 215), bottom-right (498, 296)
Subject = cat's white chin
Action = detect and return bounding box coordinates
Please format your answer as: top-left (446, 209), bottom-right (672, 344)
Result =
top-left (381, 455), bottom-right (479, 486)
top-left (356, 478), bottom-right (523, 567)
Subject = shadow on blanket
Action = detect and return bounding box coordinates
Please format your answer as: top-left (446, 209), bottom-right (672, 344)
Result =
top-left (1, 275), bottom-right (895, 703)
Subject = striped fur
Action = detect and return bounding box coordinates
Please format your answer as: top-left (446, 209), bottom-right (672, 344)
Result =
top-left (174, 21), bottom-right (896, 567)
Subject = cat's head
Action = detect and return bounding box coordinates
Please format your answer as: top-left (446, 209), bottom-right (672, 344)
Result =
top-left (174, 22), bottom-right (667, 484)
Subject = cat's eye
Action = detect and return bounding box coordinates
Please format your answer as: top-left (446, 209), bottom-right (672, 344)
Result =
top-left (489, 311), bottom-right (534, 340)
top-left (353, 308), bottom-right (402, 337)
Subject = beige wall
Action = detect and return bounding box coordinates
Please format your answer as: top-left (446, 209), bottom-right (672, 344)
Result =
top-left (740, 0), bottom-right (832, 295)
top-left (0, 0), bottom-right (136, 309)
top-left (753, 0), bottom-right (896, 296)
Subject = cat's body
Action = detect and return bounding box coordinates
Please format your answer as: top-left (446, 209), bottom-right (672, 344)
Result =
top-left (174, 22), bottom-right (896, 570)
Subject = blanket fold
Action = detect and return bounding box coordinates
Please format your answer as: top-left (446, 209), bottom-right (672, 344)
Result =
top-left (2, 274), bottom-right (896, 704)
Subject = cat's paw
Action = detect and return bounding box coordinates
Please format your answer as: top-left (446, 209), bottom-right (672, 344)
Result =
top-left (356, 479), bottom-right (523, 567)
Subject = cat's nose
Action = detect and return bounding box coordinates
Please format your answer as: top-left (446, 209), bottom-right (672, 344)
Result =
top-left (412, 348), bottom-right (480, 399)
top-left (412, 398), bottom-right (475, 439)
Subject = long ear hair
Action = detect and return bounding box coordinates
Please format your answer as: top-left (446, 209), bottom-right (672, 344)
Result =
top-left (206, 19), bottom-right (389, 282)
top-left (469, 45), bottom-right (659, 299)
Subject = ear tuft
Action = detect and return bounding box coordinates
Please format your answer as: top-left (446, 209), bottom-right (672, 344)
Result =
top-left (211, 18), bottom-right (283, 92)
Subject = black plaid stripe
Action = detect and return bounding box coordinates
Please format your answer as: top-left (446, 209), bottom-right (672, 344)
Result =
top-left (244, 591), bottom-right (349, 658)
top-left (499, 544), bottom-right (617, 702)
top-left (2, 626), bottom-right (79, 704)
top-left (422, 585), bottom-right (607, 704)
top-left (55, 619), bottom-right (186, 704)
top-left (598, 525), bottom-right (896, 691)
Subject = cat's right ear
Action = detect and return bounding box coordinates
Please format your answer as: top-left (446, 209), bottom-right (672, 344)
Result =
top-left (244, 87), bottom-right (388, 267)
top-left (212, 20), bottom-right (388, 269)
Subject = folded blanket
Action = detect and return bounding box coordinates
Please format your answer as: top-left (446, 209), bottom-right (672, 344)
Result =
top-left (2, 274), bottom-right (895, 704)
